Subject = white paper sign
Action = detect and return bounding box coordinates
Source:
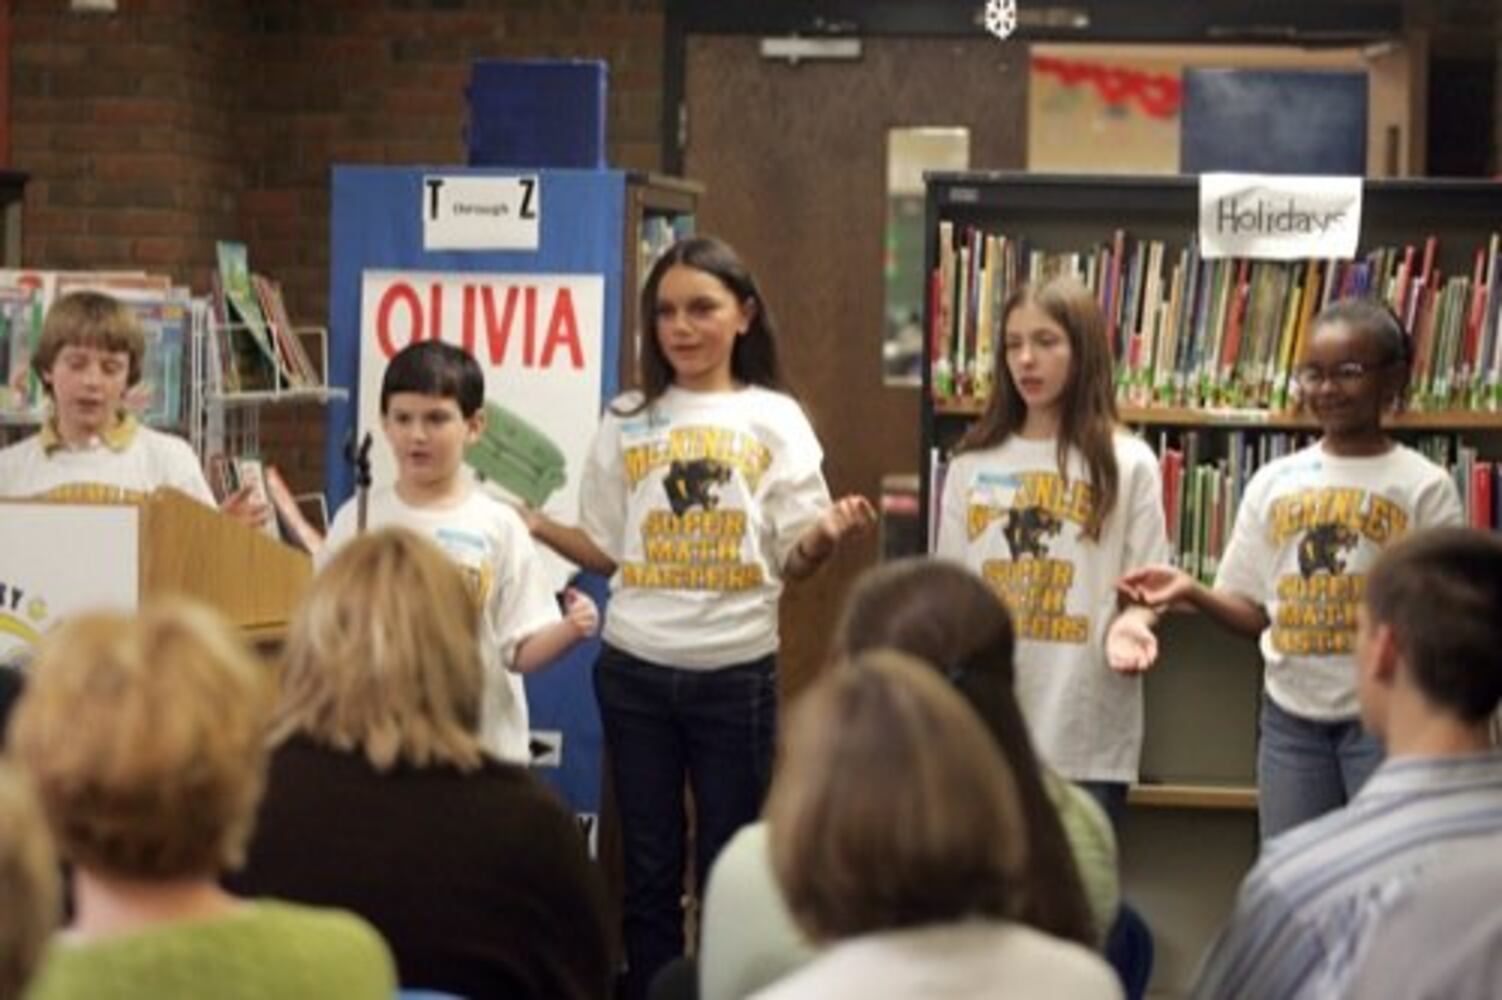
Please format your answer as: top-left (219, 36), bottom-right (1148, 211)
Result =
top-left (357, 270), bottom-right (605, 585)
top-left (422, 174), bottom-right (541, 251)
top-left (1199, 173), bottom-right (1362, 261)
top-left (0, 503), bottom-right (138, 662)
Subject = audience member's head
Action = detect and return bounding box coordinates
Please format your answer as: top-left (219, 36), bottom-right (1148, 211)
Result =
top-left (274, 527), bottom-right (486, 772)
top-left (831, 557), bottom-right (1096, 943)
top-left (0, 764), bottom-right (59, 1000)
top-left (1358, 527), bottom-right (1502, 738)
top-left (9, 600), bottom-right (271, 881)
top-left (768, 651), bottom-right (1028, 942)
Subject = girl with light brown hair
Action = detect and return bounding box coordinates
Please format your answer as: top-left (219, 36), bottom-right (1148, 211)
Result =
top-left (935, 275), bottom-right (1170, 822)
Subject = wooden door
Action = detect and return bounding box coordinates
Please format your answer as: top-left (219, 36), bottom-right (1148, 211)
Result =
top-left (683, 35), bottom-right (1027, 698)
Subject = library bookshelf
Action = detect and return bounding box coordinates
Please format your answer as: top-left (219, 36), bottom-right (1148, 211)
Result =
top-left (919, 171), bottom-right (1502, 994)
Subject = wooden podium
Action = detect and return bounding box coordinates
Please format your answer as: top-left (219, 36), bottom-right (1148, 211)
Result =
top-left (0, 488), bottom-right (311, 657)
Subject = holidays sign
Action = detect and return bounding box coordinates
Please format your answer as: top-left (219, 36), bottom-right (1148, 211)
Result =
top-left (1199, 173), bottom-right (1362, 260)
top-left (358, 270), bottom-right (605, 580)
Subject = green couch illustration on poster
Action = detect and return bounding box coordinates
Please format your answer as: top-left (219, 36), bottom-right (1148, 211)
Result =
top-left (464, 401), bottom-right (568, 509)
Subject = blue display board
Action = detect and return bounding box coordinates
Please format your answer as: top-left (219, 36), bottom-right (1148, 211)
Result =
top-left (328, 166), bottom-right (630, 832)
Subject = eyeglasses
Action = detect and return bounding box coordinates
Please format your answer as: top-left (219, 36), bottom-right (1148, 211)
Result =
top-left (1294, 360), bottom-right (1393, 389)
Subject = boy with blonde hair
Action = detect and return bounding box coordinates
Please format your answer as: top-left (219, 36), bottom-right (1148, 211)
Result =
top-left (320, 340), bottom-right (597, 763)
top-left (0, 291), bottom-right (264, 521)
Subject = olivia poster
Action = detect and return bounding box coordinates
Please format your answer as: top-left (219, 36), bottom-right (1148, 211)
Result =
top-left (357, 270), bottom-right (605, 579)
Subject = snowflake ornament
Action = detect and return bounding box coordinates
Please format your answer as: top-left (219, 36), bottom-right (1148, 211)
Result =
top-left (984, 0), bottom-right (1018, 40)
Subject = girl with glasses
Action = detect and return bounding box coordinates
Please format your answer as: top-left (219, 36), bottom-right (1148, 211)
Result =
top-left (1118, 297), bottom-right (1463, 839)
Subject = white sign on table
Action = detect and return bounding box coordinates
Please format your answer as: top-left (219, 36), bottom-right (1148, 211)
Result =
top-left (0, 502), bottom-right (138, 662)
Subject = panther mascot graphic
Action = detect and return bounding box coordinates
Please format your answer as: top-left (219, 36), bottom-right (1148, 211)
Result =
top-left (663, 459), bottom-right (733, 516)
top-left (1298, 522), bottom-right (1360, 578)
top-left (1002, 505), bottom-right (1062, 560)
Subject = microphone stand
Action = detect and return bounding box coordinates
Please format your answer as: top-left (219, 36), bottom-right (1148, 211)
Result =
top-left (344, 431), bottom-right (374, 533)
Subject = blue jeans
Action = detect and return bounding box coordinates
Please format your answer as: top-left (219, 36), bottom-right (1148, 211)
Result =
top-left (1258, 692), bottom-right (1384, 840)
top-left (594, 644), bottom-right (777, 1000)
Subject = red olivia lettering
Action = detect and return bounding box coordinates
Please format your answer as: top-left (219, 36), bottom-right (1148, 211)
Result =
top-left (482, 286), bottom-right (519, 365)
top-left (541, 287), bottom-right (585, 369)
top-left (376, 283), bottom-right (422, 358)
top-left (427, 283), bottom-right (442, 343)
top-left (523, 286), bottom-right (537, 367)
top-left (460, 284), bottom-right (477, 354)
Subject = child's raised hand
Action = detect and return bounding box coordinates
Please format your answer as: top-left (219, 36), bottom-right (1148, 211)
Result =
top-left (818, 494), bottom-right (878, 548)
top-left (562, 587), bottom-right (600, 638)
top-left (1117, 564), bottom-right (1191, 610)
top-left (788, 496), bottom-right (877, 579)
top-left (1106, 613), bottom-right (1159, 674)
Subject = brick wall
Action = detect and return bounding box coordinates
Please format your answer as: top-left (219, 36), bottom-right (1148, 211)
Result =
top-left (11, 0), bottom-right (665, 493)
top-left (11, 0), bottom-right (251, 288)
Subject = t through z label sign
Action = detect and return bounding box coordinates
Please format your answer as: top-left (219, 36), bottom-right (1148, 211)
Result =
top-left (423, 174), bottom-right (541, 251)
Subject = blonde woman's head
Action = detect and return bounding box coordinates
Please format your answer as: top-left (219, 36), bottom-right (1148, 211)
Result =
top-left (10, 600), bottom-right (273, 879)
top-left (274, 527), bottom-right (486, 772)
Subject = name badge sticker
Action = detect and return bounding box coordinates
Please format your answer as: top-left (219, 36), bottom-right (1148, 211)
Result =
top-left (1199, 173), bottom-right (1362, 261)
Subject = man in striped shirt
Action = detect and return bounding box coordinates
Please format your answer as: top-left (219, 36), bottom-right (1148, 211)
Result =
top-left (1193, 526), bottom-right (1502, 1000)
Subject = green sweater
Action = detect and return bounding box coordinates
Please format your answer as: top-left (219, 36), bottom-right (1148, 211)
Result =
top-left (24, 900), bottom-right (395, 1000)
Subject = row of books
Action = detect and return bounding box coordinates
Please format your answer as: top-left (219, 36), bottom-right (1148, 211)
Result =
top-left (0, 248), bottom-right (326, 432)
top-left (928, 223), bottom-right (1502, 414)
top-left (1157, 430), bottom-right (1316, 583)
top-left (210, 241), bottom-right (322, 393)
top-left (1, 270), bottom-right (191, 428)
top-left (1162, 431), bottom-right (1500, 582)
top-left (927, 430), bottom-right (1499, 584)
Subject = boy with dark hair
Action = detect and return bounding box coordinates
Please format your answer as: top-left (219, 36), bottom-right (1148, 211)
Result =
top-left (1194, 527), bottom-right (1502, 1000)
top-left (320, 340), bottom-right (596, 763)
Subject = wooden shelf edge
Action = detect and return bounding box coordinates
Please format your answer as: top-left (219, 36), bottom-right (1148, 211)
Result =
top-left (1128, 783), bottom-right (1259, 810)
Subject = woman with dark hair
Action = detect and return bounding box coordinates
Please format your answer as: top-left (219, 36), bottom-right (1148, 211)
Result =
top-left (698, 558), bottom-right (1116, 1000)
top-left (832, 557), bottom-right (1112, 943)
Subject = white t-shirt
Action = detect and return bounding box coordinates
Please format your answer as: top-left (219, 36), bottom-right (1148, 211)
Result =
top-left (579, 386), bottom-right (830, 670)
top-left (0, 421), bottom-right (215, 506)
top-left (749, 921), bottom-right (1121, 1000)
top-left (1215, 440), bottom-right (1463, 720)
top-left (322, 484), bottom-right (561, 763)
top-left (936, 431), bottom-right (1170, 783)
